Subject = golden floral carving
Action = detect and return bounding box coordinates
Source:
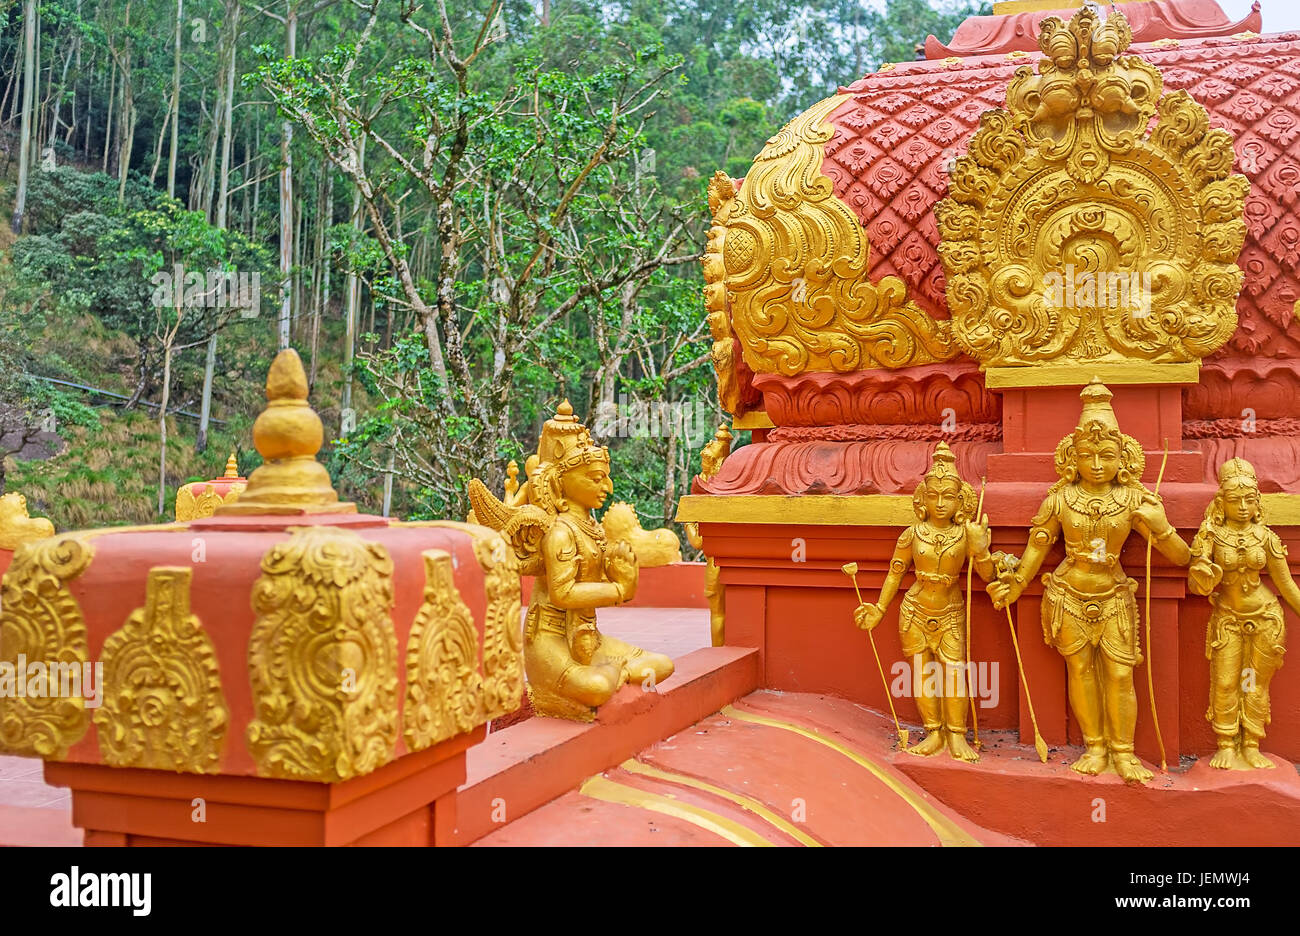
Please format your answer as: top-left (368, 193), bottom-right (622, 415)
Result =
top-left (418, 520), bottom-right (525, 720)
top-left (935, 7), bottom-right (1248, 368)
top-left (709, 94), bottom-right (954, 377)
top-left (175, 483), bottom-right (244, 521)
top-left (94, 567), bottom-right (228, 773)
top-left (0, 535), bottom-right (94, 758)
top-left (246, 525), bottom-right (398, 781)
top-left (472, 530), bottom-right (524, 719)
top-left (402, 550), bottom-right (482, 750)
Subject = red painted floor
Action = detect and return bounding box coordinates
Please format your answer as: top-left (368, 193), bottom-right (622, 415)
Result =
top-left (475, 689), bottom-right (1025, 846)
top-left (0, 755), bottom-right (81, 846)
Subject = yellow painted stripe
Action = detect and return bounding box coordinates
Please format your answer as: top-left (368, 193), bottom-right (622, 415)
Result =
top-left (721, 705), bottom-right (981, 847)
top-left (619, 758), bottom-right (822, 847)
top-left (984, 361), bottom-right (1200, 388)
top-left (675, 493), bottom-right (913, 526)
top-left (579, 775), bottom-right (775, 846)
top-left (731, 411), bottom-right (775, 431)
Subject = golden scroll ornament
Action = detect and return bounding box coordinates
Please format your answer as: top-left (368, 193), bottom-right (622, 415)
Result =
top-left (0, 535), bottom-right (95, 758)
top-left (707, 95), bottom-right (954, 377)
top-left (246, 525), bottom-right (399, 781)
top-left (936, 7), bottom-right (1248, 368)
top-left (94, 567), bottom-right (228, 773)
top-left (402, 549), bottom-right (483, 750)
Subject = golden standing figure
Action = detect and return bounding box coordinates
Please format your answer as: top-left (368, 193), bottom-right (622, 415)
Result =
top-left (684, 425), bottom-right (733, 647)
top-left (1189, 459), bottom-right (1300, 770)
top-left (988, 380), bottom-right (1190, 783)
top-left (853, 443), bottom-right (995, 761)
top-left (469, 401), bottom-right (674, 721)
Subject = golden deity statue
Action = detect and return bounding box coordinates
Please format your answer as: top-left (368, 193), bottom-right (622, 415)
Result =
top-left (469, 401), bottom-right (674, 721)
top-left (988, 380), bottom-right (1190, 782)
top-left (685, 425), bottom-right (733, 646)
top-left (853, 442), bottom-right (994, 761)
top-left (1189, 459), bottom-right (1300, 770)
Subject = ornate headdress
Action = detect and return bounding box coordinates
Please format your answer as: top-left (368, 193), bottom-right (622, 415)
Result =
top-left (1053, 378), bottom-right (1146, 485)
top-left (1074, 379), bottom-right (1122, 440)
top-left (1217, 457), bottom-right (1258, 492)
top-left (530, 401), bottom-right (609, 515)
top-left (1204, 457), bottom-right (1263, 527)
top-left (912, 442), bottom-right (977, 522)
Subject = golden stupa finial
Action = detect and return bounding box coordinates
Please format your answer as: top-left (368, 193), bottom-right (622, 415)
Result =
top-left (215, 349), bottom-right (355, 515)
top-left (223, 451), bottom-right (239, 479)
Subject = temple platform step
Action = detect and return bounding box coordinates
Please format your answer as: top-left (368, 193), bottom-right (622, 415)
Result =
top-left (474, 690), bottom-right (1021, 846)
top-left (473, 689), bottom-right (1300, 846)
top-left (447, 644), bottom-right (761, 844)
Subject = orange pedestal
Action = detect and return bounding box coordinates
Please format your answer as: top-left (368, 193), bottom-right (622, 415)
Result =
top-left (47, 728), bottom-right (482, 846)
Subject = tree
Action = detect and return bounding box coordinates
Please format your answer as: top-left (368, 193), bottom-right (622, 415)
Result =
top-left (255, 0), bottom-right (699, 515)
top-left (10, 0), bottom-right (37, 233)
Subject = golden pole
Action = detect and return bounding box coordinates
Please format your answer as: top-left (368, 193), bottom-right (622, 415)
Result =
top-left (1004, 604), bottom-right (1050, 763)
top-left (842, 562), bottom-right (909, 749)
top-left (965, 478), bottom-right (987, 749)
top-left (1145, 439), bottom-right (1171, 772)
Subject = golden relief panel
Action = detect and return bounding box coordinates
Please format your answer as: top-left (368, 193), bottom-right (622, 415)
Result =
top-left (402, 550), bottom-right (483, 750)
top-left (418, 520), bottom-right (525, 721)
top-left (936, 8), bottom-right (1248, 367)
top-left (707, 94), bottom-right (954, 377)
top-left (0, 535), bottom-right (95, 759)
top-left (94, 567), bottom-right (228, 773)
top-left (174, 483), bottom-right (244, 522)
top-left (246, 525), bottom-right (399, 781)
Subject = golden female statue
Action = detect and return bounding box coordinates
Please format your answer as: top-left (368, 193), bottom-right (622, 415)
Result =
top-left (469, 401), bottom-right (674, 721)
top-left (988, 380), bottom-right (1190, 783)
top-left (853, 442), bottom-right (995, 761)
top-left (1189, 458), bottom-right (1300, 770)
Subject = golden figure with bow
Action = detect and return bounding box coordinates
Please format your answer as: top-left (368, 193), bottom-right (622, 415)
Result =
top-left (851, 443), bottom-right (996, 761)
top-left (988, 380), bottom-right (1190, 782)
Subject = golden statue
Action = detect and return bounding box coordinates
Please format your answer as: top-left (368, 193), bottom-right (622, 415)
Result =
top-left (471, 458), bottom-right (683, 567)
top-left (988, 380), bottom-right (1190, 782)
top-left (469, 401), bottom-right (674, 721)
top-left (0, 492), bottom-right (54, 550)
top-left (852, 442), bottom-right (994, 761)
top-left (685, 425), bottom-right (733, 646)
top-left (601, 503), bottom-right (683, 567)
top-left (1189, 459), bottom-right (1300, 770)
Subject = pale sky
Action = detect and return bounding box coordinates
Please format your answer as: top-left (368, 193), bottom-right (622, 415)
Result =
top-left (1222, 0), bottom-right (1300, 33)
top-left (911, 1), bottom-right (1300, 34)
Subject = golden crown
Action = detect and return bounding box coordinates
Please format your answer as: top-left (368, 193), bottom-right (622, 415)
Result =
top-left (537, 400), bottom-right (609, 474)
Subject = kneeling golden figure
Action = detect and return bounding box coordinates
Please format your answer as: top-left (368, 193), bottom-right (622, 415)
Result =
top-left (469, 401), bottom-right (674, 721)
top-left (1190, 459), bottom-right (1300, 770)
top-left (988, 380), bottom-right (1190, 783)
top-left (854, 443), bottom-right (995, 762)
